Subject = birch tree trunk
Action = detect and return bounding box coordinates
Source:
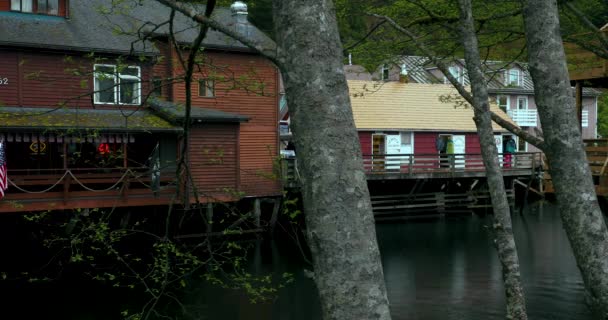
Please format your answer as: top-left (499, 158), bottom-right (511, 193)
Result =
top-left (457, 1), bottom-right (528, 319)
top-left (272, 1), bottom-right (392, 319)
top-left (523, 0), bottom-right (608, 316)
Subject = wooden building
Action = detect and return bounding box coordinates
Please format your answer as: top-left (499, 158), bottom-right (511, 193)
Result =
top-left (348, 81), bottom-right (530, 173)
top-left (0, 0), bottom-right (280, 212)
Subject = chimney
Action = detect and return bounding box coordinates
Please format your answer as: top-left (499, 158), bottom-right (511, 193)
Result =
top-left (231, 1), bottom-right (249, 36)
top-left (399, 64), bottom-right (409, 83)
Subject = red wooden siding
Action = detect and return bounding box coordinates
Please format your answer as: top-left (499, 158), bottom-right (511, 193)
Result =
top-left (156, 48), bottom-right (281, 198)
top-left (0, 51), bottom-right (151, 108)
top-left (465, 134), bottom-right (481, 154)
top-left (170, 51), bottom-right (279, 127)
top-left (151, 41), bottom-right (172, 100)
top-left (0, 2), bottom-right (7, 11)
top-left (414, 132), bottom-right (439, 154)
top-left (0, 51), bottom-right (20, 106)
top-left (359, 131), bottom-right (372, 154)
top-left (189, 124), bottom-right (239, 194)
top-left (238, 125), bottom-right (281, 197)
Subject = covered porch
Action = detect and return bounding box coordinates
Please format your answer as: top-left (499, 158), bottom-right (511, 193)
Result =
top-left (0, 107), bottom-right (181, 212)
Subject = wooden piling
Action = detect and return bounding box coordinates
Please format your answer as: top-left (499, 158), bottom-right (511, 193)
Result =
top-left (253, 198), bottom-right (261, 228)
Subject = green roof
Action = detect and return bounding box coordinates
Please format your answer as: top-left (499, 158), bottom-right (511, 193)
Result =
top-left (0, 107), bottom-right (180, 132)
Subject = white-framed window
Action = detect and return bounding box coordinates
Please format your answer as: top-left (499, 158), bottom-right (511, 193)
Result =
top-left (381, 64), bottom-right (390, 81)
top-left (11, 0), bottom-right (33, 12)
top-left (505, 68), bottom-right (523, 87)
top-left (518, 138), bottom-right (527, 152)
top-left (94, 64), bottom-right (141, 105)
top-left (444, 66), bottom-right (464, 84)
top-left (496, 95), bottom-right (510, 111)
top-left (198, 79), bottom-right (215, 98)
top-left (11, 0), bottom-right (59, 15)
top-left (516, 96), bottom-right (528, 110)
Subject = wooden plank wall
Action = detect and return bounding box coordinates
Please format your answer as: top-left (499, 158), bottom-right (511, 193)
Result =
top-left (189, 124), bottom-right (239, 195)
top-left (0, 50), bottom-right (151, 109)
top-left (166, 49), bottom-right (281, 197)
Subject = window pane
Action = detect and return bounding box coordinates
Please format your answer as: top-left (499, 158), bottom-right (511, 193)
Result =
top-left (96, 78), bottom-right (115, 103)
top-left (37, 0), bottom-right (47, 13)
top-left (95, 65), bottom-right (115, 74)
top-left (198, 80), bottom-right (206, 97)
top-left (11, 0), bottom-right (20, 10)
top-left (121, 67), bottom-right (139, 77)
top-left (120, 79), bottom-right (138, 104)
top-left (206, 80), bottom-right (214, 97)
top-left (47, 0), bottom-right (58, 14)
top-left (152, 78), bottom-right (162, 96)
top-left (21, 0), bottom-right (33, 12)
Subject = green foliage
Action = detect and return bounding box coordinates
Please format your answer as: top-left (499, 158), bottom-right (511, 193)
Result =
top-left (597, 92), bottom-right (608, 138)
top-left (8, 207), bottom-right (293, 319)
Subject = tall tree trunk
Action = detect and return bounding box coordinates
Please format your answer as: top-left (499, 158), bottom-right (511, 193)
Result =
top-left (523, 0), bottom-right (608, 316)
top-left (272, 1), bottom-right (392, 319)
top-left (457, 1), bottom-right (528, 319)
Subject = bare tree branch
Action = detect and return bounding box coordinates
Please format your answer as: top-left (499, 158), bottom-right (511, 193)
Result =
top-left (370, 13), bottom-right (547, 151)
top-left (154, 0), bottom-right (280, 67)
top-left (562, 1), bottom-right (608, 55)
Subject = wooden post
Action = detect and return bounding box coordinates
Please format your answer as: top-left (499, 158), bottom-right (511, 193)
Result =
top-left (269, 198), bottom-right (281, 233)
top-left (206, 203), bottom-right (213, 233)
top-left (408, 154), bottom-right (413, 174)
top-left (122, 141), bottom-right (128, 168)
top-left (435, 192), bottom-right (446, 215)
top-left (576, 80), bottom-right (583, 131)
top-left (253, 198), bottom-right (261, 228)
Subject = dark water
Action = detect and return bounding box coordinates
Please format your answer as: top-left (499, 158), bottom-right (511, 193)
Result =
top-left (1, 202), bottom-right (594, 319)
top-left (180, 201), bottom-right (592, 320)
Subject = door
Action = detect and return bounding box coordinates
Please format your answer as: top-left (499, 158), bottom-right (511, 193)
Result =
top-left (452, 135), bottom-right (466, 168)
top-left (385, 134), bottom-right (401, 171)
top-left (494, 134), bottom-right (503, 166)
top-left (372, 134), bottom-right (386, 171)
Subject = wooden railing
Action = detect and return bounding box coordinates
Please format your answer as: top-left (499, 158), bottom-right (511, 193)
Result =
top-left (362, 152), bottom-right (540, 175)
top-left (281, 152), bottom-right (540, 186)
top-left (508, 109), bottom-right (538, 127)
top-left (6, 167), bottom-right (176, 198)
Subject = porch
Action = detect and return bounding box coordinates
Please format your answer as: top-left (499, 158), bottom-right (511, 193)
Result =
top-left (281, 152), bottom-right (541, 186)
top-left (362, 152), bottom-right (540, 180)
top-left (1, 167), bottom-right (176, 212)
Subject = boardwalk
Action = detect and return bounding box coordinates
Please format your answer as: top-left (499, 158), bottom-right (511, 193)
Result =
top-left (282, 152), bottom-right (540, 186)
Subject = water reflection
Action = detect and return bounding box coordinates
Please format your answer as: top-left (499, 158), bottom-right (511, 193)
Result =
top-left (1, 202), bottom-right (594, 319)
top-left (181, 201), bottom-right (592, 320)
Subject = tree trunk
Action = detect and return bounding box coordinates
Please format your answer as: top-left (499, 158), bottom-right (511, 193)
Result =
top-left (272, 1), bottom-right (392, 319)
top-left (523, 0), bottom-right (608, 316)
top-left (457, 1), bottom-right (528, 319)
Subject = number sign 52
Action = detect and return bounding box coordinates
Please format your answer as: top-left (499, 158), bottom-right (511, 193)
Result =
top-left (0, 77), bottom-right (7, 85)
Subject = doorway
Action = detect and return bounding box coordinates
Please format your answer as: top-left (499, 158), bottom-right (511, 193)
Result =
top-left (372, 134), bottom-right (386, 171)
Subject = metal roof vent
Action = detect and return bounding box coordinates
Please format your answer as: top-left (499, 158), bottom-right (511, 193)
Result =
top-left (230, 1), bottom-right (249, 35)
top-left (231, 1), bottom-right (248, 19)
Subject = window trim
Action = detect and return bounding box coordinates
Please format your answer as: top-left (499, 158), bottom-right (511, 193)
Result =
top-left (505, 68), bottom-right (523, 87)
top-left (381, 64), bottom-right (390, 81)
top-left (11, 0), bottom-right (61, 16)
top-left (198, 79), bottom-right (215, 98)
top-left (151, 77), bottom-right (163, 97)
top-left (93, 64), bottom-right (141, 106)
top-left (445, 66), bottom-right (464, 84)
top-left (516, 96), bottom-right (528, 110)
top-left (496, 95), bottom-right (510, 111)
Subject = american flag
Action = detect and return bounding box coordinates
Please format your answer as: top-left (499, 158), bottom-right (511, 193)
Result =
top-left (0, 140), bottom-right (6, 199)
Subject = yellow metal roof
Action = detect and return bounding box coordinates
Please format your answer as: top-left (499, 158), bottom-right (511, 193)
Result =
top-left (348, 80), bottom-right (513, 132)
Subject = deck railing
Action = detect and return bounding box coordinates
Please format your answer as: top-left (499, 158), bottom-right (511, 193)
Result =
top-left (362, 152), bottom-right (540, 175)
top-left (507, 109), bottom-right (538, 127)
top-left (281, 152), bottom-right (541, 186)
top-left (6, 167), bottom-right (176, 199)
